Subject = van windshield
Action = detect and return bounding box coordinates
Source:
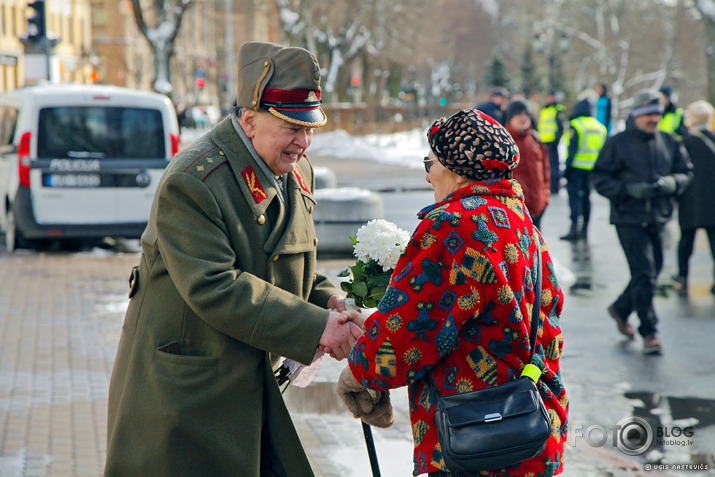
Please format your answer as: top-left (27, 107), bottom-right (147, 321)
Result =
top-left (37, 107), bottom-right (166, 159)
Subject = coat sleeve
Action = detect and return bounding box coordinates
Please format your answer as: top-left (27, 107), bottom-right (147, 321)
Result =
top-left (591, 136), bottom-right (626, 202)
top-left (155, 171), bottom-right (327, 364)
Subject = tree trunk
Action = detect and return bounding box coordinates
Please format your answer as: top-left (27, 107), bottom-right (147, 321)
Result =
top-left (704, 16), bottom-right (715, 104)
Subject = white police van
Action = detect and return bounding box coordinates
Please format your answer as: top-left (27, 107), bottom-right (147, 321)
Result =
top-left (0, 83), bottom-right (180, 251)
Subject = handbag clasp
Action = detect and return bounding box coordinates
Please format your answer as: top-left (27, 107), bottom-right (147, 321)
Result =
top-left (484, 413), bottom-right (502, 422)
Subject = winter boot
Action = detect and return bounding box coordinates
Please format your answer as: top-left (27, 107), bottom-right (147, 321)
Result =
top-left (580, 220), bottom-right (588, 241)
top-left (560, 222), bottom-right (580, 241)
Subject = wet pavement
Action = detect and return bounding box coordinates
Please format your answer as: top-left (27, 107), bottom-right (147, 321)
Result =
top-left (0, 149), bottom-right (713, 476)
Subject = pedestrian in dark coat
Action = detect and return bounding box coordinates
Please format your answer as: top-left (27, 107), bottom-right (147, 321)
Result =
top-left (104, 42), bottom-right (363, 477)
top-left (560, 98), bottom-right (607, 241)
top-left (506, 99), bottom-right (551, 228)
top-left (673, 100), bottom-right (715, 295)
top-left (477, 87), bottom-right (509, 124)
top-left (592, 89), bottom-right (692, 355)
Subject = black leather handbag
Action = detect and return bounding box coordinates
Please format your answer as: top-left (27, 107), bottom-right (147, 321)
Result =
top-left (434, 246), bottom-right (552, 472)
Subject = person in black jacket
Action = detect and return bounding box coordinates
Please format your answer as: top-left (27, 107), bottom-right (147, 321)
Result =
top-left (672, 100), bottom-right (715, 296)
top-left (591, 89), bottom-right (693, 355)
top-left (477, 87), bottom-right (508, 124)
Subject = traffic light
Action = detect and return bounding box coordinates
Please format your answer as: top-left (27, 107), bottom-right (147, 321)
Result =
top-left (26, 0), bottom-right (46, 40)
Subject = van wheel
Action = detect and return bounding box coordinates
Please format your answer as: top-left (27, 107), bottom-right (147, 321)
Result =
top-left (5, 208), bottom-right (28, 252)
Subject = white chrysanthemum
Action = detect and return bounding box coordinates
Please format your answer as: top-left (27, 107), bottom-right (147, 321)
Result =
top-left (353, 219), bottom-right (410, 270)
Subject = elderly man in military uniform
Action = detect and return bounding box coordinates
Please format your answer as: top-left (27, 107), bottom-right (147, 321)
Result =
top-left (105, 42), bottom-right (363, 476)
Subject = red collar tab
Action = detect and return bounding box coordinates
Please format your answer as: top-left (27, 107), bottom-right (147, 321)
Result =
top-left (261, 88), bottom-right (321, 109)
top-left (293, 168), bottom-right (311, 193)
top-left (241, 166), bottom-right (267, 203)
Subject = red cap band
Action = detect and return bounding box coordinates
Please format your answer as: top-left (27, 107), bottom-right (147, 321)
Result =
top-left (261, 88), bottom-right (321, 105)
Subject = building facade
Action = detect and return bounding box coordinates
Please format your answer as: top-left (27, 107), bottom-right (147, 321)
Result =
top-left (0, 0), bottom-right (94, 90)
top-left (1, 0), bottom-right (282, 115)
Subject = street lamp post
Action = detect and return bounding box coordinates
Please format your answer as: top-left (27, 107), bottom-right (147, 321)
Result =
top-left (533, 29), bottom-right (570, 92)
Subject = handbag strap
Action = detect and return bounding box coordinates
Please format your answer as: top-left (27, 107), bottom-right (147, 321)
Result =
top-left (520, 239), bottom-right (543, 383)
top-left (693, 129), bottom-right (715, 156)
top-left (527, 241), bottom-right (543, 365)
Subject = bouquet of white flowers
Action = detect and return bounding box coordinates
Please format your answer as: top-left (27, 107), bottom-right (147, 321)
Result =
top-left (338, 219), bottom-right (411, 308)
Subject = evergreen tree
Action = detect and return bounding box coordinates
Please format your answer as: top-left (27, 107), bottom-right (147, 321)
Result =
top-left (484, 53), bottom-right (511, 90)
top-left (520, 44), bottom-right (541, 97)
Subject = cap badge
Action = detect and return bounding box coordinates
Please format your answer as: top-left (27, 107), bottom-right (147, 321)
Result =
top-left (307, 91), bottom-right (319, 102)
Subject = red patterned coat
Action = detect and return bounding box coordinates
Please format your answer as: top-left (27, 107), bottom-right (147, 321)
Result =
top-left (348, 179), bottom-right (568, 476)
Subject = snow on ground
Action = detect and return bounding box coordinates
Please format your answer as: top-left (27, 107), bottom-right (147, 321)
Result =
top-left (310, 128), bottom-right (428, 169)
top-left (181, 126), bottom-right (429, 169)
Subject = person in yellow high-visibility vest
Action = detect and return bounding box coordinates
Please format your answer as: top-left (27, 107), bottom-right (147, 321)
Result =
top-left (560, 98), bottom-right (607, 241)
top-left (537, 90), bottom-right (567, 193)
top-left (658, 85), bottom-right (687, 139)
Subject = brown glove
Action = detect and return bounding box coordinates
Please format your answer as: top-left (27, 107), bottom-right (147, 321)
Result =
top-left (337, 366), bottom-right (394, 428)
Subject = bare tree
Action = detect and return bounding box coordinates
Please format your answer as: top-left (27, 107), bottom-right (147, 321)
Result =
top-left (276, 0), bottom-right (709, 121)
top-left (130, 0), bottom-right (194, 95)
top-left (693, 0), bottom-right (715, 103)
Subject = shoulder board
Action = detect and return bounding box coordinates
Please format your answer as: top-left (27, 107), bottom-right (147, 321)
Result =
top-left (241, 165), bottom-right (268, 203)
top-left (183, 145), bottom-right (228, 182)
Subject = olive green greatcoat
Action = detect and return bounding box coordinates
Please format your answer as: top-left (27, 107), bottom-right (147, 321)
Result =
top-left (104, 117), bottom-right (339, 476)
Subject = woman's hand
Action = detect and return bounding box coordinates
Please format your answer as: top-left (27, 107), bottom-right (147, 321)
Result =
top-left (327, 294), bottom-right (347, 312)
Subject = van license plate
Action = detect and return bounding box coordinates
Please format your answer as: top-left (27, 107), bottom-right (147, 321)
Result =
top-left (44, 174), bottom-right (102, 188)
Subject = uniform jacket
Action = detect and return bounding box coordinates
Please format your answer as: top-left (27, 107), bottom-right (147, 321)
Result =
top-left (105, 117), bottom-right (340, 476)
top-left (348, 180), bottom-right (568, 476)
top-left (679, 129), bottom-right (715, 229)
top-left (507, 123), bottom-right (551, 218)
top-left (591, 117), bottom-right (692, 226)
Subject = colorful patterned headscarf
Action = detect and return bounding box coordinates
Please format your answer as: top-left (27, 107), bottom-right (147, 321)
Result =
top-left (427, 108), bottom-right (520, 180)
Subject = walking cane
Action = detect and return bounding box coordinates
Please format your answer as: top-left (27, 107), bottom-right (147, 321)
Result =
top-left (362, 421), bottom-right (381, 477)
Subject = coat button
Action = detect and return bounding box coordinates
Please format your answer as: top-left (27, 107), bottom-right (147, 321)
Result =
top-left (314, 238), bottom-right (319, 247)
top-left (257, 215), bottom-right (266, 224)
top-left (219, 150), bottom-right (225, 156)
top-left (308, 205), bottom-right (314, 214)
top-left (273, 255), bottom-right (280, 262)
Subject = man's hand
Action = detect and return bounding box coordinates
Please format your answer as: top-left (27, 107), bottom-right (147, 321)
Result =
top-left (327, 295), bottom-right (347, 312)
top-left (655, 175), bottom-right (677, 195)
top-left (625, 182), bottom-right (658, 200)
top-left (319, 311), bottom-right (363, 360)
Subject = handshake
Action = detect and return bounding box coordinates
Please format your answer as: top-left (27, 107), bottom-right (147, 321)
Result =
top-left (625, 176), bottom-right (677, 200)
top-left (318, 295), bottom-right (367, 360)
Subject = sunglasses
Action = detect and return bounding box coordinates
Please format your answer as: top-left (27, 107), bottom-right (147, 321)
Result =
top-left (423, 156), bottom-right (438, 173)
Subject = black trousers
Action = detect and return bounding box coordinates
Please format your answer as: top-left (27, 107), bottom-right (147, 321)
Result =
top-left (677, 226), bottom-right (715, 281)
top-left (611, 223), bottom-right (663, 338)
top-left (545, 142), bottom-right (561, 193)
top-left (565, 168), bottom-right (591, 224)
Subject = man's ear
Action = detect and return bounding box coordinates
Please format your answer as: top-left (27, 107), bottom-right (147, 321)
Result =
top-left (240, 110), bottom-right (256, 138)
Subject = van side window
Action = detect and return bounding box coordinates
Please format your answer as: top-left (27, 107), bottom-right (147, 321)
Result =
top-left (0, 106), bottom-right (18, 148)
top-left (37, 107), bottom-right (166, 159)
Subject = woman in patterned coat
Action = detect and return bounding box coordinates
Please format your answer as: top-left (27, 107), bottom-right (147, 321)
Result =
top-left (340, 109), bottom-right (568, 476)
